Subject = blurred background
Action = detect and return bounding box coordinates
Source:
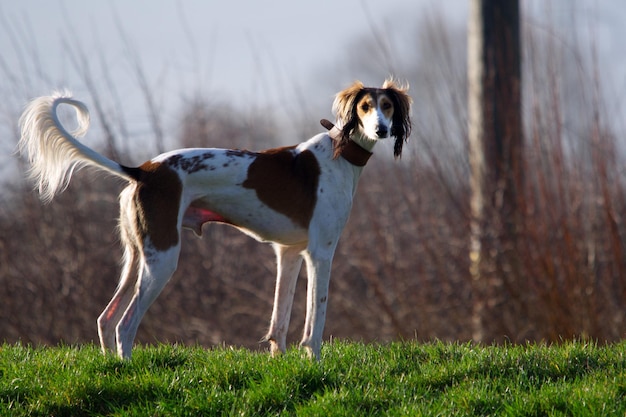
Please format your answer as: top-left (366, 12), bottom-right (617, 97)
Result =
top-left (1, 0), bottom-right (625, 349)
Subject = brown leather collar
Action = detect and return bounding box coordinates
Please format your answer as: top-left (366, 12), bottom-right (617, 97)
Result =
top-left (320, 119), bottom-right (372, 167)
top-left (336, 139), bottom-right (373, 167)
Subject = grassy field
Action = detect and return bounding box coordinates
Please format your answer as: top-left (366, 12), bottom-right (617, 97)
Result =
top-left (1, 340), bottom-right (625, 416)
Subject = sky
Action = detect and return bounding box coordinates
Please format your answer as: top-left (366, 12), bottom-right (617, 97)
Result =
top-left (0, 0), bottom-right (624, 157)
top-left (1, 1), bottom-right (443, 112)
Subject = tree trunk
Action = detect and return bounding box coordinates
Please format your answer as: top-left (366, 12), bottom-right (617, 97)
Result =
top-left (468, 0), bottom-right (523, 343)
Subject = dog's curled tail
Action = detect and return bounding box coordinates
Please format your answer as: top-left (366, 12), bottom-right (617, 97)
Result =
top-left (18, 92), bottom-right (134, 202)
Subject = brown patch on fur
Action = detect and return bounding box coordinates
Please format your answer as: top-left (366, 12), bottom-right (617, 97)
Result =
top-left (133, 161), bottom-right (182, 251)
top-left (243, 146), bottom-right (320, 228)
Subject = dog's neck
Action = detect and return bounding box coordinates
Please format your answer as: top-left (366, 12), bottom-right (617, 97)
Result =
top-left (320, 119), bottom-right (373, 167)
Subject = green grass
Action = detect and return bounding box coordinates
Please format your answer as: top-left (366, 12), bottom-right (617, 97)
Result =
top-left (1, 340), bottom-right (625, 416)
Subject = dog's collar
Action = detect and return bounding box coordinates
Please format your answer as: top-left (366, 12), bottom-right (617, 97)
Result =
top-left (320, 119), bottom-right (373, 167)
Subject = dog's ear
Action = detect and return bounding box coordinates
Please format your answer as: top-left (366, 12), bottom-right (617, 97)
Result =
top-left (332, 81), bottom-right (365, 159)
top-left (382, 79), bottom-right (412, 158)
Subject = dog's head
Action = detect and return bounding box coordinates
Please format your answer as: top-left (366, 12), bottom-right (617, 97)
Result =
top-left (332, 78), bottom-right (412, 159)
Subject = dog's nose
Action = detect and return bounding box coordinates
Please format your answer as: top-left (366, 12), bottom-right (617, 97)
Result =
top-left (376, 126), bottom-right (388, 138)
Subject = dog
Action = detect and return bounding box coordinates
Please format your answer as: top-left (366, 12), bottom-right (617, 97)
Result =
top-left (18, 79), bottom-right (411, 359)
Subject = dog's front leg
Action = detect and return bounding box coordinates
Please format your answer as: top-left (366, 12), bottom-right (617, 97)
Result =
top-left (300, 248), bottom-right (335, 360)
top-left (265, 244), bottom-right (304, 356)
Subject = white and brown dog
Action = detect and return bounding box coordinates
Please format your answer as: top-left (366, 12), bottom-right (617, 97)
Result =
top-left (18, 79), bottom-right (411, 359)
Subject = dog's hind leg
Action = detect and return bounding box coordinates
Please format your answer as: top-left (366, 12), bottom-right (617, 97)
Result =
top-left (265, 244), bottom-right (304, 356)
top-left (98, 186), bottom-right (142, 355)
top-left (97, 243), bottom-right (139, 354)
top-left (113, 242), bottom-right (181, 359)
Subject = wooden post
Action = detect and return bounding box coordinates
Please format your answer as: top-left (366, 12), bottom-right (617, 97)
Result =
top-left (467, 0), bottom-right (522, 343)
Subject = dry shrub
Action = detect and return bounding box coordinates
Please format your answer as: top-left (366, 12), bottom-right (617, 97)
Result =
top-left (1, 8), bottom-right (624, 348)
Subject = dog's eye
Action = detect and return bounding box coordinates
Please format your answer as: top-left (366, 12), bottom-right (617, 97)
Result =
top-left (361, 103), bottom-right (370, 112)
top-left (381, 102), bottom-right (392, 110)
